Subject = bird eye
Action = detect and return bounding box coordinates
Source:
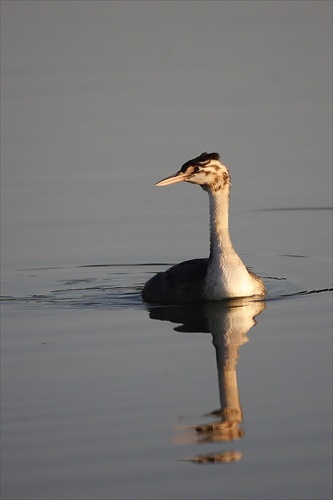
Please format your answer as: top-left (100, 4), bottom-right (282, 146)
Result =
top-left (194, 166), bottom-right (202, 173)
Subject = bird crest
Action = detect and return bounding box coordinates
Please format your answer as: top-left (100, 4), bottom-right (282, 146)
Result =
top-left (197, 152), bottom-right (220, 163)
top-left (181, 152), bottom-right (220, 171)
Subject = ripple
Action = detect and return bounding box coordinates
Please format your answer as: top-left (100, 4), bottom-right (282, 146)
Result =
top-left (1, 261), bottom-right (332, 311)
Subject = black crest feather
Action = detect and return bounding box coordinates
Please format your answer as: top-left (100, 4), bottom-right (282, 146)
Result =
top-left (181, 152), bottom-right (220, 171)
top-left (198, 152), bottom-right (220, 163)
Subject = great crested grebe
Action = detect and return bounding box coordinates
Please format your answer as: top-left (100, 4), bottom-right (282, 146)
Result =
top-left (142, 152), bottom-right (266, 304)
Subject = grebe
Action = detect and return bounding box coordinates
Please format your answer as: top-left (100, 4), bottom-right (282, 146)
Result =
top-left (142, 152), bottom-right (266, 304)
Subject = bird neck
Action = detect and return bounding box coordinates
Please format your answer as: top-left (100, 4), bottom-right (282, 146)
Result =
top-left (207, 188), bottom-right (235, 261)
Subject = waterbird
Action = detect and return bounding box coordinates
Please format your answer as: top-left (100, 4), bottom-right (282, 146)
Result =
top-left (142, 152), bottom-right (266, 304)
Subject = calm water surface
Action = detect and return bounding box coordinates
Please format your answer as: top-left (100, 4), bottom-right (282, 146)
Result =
top-left (2, 219), bottom-right (332, 499)
top-left (1, 2), bottom-right (332, 499)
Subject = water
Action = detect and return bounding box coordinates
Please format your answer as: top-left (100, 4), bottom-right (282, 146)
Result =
top-left (1, 2), bottom-right (332, 500)
top-left (1, 257), bottom-right (332, 499)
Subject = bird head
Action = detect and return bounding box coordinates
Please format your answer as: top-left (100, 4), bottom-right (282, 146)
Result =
top-left (155, 152), bottom-right (230, 192)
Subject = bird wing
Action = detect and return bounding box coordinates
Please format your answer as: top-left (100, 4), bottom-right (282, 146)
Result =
top-left (142, 259), bottom-right (208, 305)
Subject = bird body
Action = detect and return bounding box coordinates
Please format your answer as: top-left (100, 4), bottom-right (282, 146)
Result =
top-left (142, 152), bottom-right (266, 304)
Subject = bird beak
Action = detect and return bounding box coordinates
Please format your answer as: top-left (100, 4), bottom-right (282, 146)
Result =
top-left (155, 170), bottom-right (188, 186)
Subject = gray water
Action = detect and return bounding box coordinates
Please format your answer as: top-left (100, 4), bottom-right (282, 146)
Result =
top-left (1, 2), bottom-right (332, 499)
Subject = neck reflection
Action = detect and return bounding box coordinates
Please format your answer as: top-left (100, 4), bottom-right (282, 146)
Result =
top-left (147, 298), bottom-right (266, 464)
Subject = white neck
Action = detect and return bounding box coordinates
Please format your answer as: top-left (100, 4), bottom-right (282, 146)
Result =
top-left (207, 188), bottom-right (236, 262)
top-left (204, 187), bottom-right (261, 299)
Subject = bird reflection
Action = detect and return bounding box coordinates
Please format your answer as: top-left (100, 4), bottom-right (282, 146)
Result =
top-left (147, 298), bottom-right (266, 464)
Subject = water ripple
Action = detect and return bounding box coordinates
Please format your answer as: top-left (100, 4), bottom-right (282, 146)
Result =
top-left (1, 261), bottom-right (332, 310)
